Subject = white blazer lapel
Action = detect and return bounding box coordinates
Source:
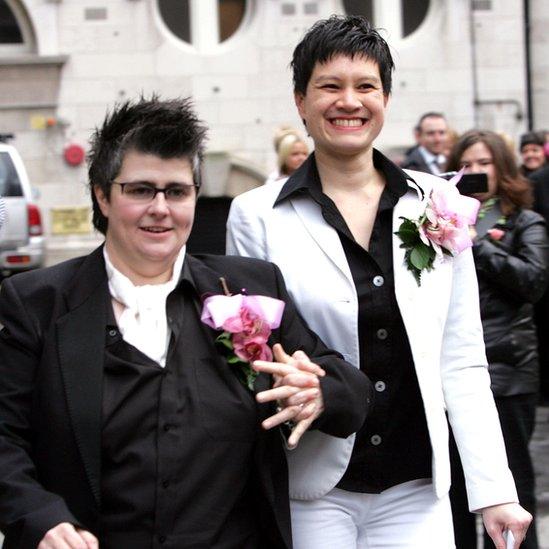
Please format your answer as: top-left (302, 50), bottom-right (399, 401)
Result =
top-left (290, 195), bottom-right (354, 285)
top-left (393, 179), bottom-right (430, 314)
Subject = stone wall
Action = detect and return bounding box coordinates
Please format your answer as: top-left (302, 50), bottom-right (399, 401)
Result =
top-left (0, 0), bottom-right (545, 247)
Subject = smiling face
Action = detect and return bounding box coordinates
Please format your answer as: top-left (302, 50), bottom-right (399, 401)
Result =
top-left (459, 141), bottom-right (498, 203)
top-left (294, 54), bottom-right (388, 159)
top-left (94, 150), bottom-right (196, 284)
top-left (418, 116), bottom-right (448, 156)
top-left (521, 143), bottom-right (546, 172)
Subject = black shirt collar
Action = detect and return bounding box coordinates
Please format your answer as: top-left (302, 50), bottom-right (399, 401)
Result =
top-left (274, 149), bottom-right (420, 207)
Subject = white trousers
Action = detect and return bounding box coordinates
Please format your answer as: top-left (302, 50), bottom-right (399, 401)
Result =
top-left (290, 479), bottom-right (456, 549)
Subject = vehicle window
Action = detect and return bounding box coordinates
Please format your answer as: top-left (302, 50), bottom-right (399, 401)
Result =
top-left (0, 152), bottom-right (23, 197)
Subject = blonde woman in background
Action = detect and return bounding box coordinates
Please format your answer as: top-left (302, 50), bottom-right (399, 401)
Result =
top-left (265, 127), bottom-right (309, 185)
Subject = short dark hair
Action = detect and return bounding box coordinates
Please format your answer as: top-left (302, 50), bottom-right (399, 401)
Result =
top-left (415, 112), bottom-right (447, 133)
top-left (88, 96), bottom-right (207, 234)
top-left (291, 15), bottom-right (395, 96)
top-left (446, 129), bottom-right (532, 214)
top-left (519, 131), bottom-right (545, 151)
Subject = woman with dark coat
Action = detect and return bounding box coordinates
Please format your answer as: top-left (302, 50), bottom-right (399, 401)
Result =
top-left (446, 130), bottom-right (548, 549)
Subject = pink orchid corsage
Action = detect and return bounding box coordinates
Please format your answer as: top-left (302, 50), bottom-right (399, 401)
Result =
top-left (201, 286), bottom-right (285, 390)
top-left (395, 170), bottom-right (480, 285)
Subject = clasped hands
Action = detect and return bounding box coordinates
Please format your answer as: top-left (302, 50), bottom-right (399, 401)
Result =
top-left (253, 343), bottom-right (325, 449)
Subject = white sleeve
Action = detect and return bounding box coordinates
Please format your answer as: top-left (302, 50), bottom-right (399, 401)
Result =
top-left (440, 248), bottom-right (518, 511)
top-left (226, 194), bottom-right (268, 261)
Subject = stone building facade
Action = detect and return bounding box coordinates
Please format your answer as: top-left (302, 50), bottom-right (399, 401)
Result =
top-left (0, 0), bottom-right (547, 254)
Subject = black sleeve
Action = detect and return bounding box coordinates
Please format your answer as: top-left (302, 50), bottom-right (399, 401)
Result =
top-left (473, 213), bottom-right (549, 303)
top-left (270, 262), bottom-right (372, 438)
top-left (0, 278), bottom-right (79, 548)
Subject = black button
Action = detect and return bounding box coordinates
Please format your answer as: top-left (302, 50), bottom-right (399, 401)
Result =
top-left (375, 381), bottom-right (386, 392)
top-left (163, 424), bottom-right (172, 432)
top-left (158, 535), bottom-right (166, 544)
top-left (162, 480), bottom-right (170, 488)
top-left (376, 328), bottom-right (388, 340)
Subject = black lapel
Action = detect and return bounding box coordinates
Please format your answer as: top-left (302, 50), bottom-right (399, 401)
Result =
top-left (185, 255), bottom-right (273, 417)
top-left (56, 246), bottom-right (108, 506)
top-left (187, 255), bottom-right (288, 545)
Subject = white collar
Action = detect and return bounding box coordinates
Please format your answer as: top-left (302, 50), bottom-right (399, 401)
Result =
top-left (103, 246), bottom-right (186, 291)
top-left (102, 246), bottom-right (186, 366)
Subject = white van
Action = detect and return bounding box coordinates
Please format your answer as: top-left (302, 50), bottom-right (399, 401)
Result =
top-left (0, 143), bottom-right (44, 277)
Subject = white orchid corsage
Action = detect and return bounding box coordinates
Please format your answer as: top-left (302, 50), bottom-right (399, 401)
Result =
top-left (395, 171), bottom-right (480, 285)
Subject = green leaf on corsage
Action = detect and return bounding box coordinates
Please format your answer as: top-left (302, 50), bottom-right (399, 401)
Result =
top-left (395, 217), bottom-right (436, 286)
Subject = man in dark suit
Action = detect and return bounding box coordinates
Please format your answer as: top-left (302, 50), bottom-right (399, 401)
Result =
top-left (401, 112), bottom-right (449, 175)
top-left (0, 97), bottom-right (371, 549)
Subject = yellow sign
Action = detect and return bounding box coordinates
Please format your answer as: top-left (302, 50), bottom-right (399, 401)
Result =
top-left (30, 116), bottom-right (47, 130)
top-left (51, 207), bottom-right (91, 235)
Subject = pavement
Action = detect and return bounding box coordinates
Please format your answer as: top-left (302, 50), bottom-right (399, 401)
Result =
top-left (531, 405), bottom-right (549, 549)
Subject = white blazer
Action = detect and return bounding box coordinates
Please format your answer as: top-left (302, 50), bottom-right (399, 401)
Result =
top-left (226, 168), bottom-right (518, 512)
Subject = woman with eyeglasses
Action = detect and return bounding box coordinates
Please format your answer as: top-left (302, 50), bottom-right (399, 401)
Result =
top-left (0, 97), bottom-right (370, 549)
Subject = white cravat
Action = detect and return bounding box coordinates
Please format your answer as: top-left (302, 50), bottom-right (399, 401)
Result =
top-left (103, 247), bottom-right (186, 367)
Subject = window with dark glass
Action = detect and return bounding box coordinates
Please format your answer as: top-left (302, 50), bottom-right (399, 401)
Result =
top-left (219, 0), bottom-right (246, 43)
top-left (0, 152), bottom-right (23, 197)
top-left (343, 0), bottom-right (430, 39)
top-left (0, 0), bottom-right (23, 44)
top-left (158, 0), bottom-right (191, 43)
top-left (157, 0), bottom-right (246, 46)
top-left (402, 0), bottom-right (430, 37)
top-left (342, 0), bottom-right (374, 23)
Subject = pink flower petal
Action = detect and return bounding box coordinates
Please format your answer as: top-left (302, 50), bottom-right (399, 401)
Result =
top-left (241, 295), bottom-right (285, 329)
top-left (201, 294), bottom-right (244, 329)
top-left (448, 167), bottom-right (466, 187)
top-left (201, 293), bottom-right (285, 330)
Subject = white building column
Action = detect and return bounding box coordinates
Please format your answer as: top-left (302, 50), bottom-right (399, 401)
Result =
top-left (191, 0), bottom-right (219, 52)
top-left (374, 0), bottom-right (402, 40)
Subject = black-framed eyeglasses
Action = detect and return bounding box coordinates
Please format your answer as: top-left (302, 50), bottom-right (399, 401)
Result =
top-left (112, 181), bottom-right (198, 203)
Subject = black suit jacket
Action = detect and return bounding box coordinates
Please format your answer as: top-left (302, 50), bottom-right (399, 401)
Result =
top-left (401, 147), bottom-right (435, 174)
top-left (531, 164), bottom-right (549, 226)
top-left (0, 246), bottom-right (371, 549)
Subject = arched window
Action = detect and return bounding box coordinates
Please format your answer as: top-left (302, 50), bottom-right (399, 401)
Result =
top-left (0, 0), bottom-right (35, 53)
top-left (342, 0), bottom-right (430, 40)
top-left (0, 0), bottom-right (23, 44)
top-left (158, 0), bottom-right (248, 51)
